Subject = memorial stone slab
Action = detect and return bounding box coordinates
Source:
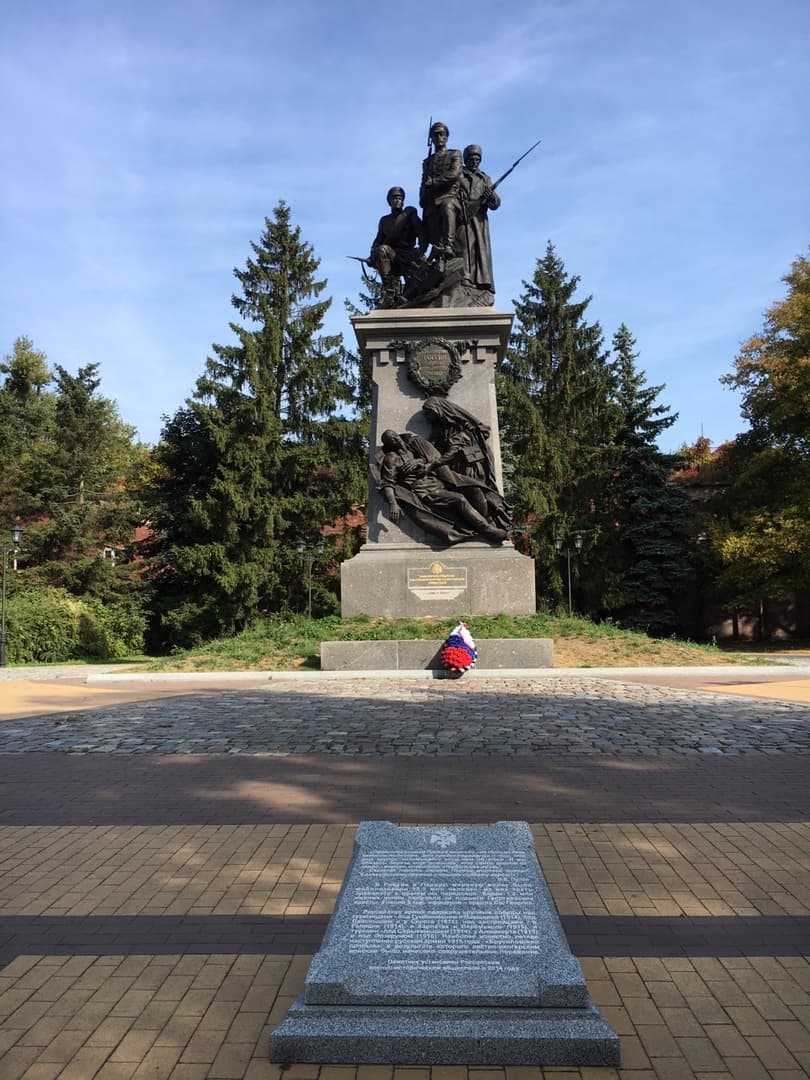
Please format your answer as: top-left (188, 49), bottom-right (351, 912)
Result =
top-left (269, 821), bottom-right (619, 1065)
top-left (320, 637), bottom-right (553, 671)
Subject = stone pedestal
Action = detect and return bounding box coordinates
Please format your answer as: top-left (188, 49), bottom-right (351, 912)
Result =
top-left (341, 542), bottom-right (535, 618)
top-left (269, 821), bottom-right (619, 1066)
top-left (342, 308), bottom-right (536, 617)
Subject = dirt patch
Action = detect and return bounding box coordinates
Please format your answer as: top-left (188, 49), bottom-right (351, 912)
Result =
top-left (552, 636), bottom-right (744, 667)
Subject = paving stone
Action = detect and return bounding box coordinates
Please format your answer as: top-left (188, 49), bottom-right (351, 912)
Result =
top-left (0, 677), bottom-right (807, 756)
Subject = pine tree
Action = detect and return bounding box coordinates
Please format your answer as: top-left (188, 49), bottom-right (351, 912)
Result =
top-left (152, 202), bottom-right (365, 647)
top-left (602, 325), bottom-right (690, 631)
top-left (498, 242), bottom-right (616, 610)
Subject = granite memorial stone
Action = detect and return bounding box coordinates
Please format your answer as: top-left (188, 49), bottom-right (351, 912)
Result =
top-left (269, 821), bottom-right (619, 1065)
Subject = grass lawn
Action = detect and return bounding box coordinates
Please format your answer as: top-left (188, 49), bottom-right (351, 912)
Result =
top-left (140, 613), bottom-right (773, 672)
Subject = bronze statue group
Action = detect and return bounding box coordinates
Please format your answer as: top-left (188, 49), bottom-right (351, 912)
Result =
top-left (368, 121), bottom-right (500, 309)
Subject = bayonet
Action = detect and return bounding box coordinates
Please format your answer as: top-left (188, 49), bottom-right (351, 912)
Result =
top-left (491, 138), bottom-right (542, 191)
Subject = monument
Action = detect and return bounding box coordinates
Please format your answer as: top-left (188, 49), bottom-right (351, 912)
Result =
top-left (269, 821), bottom-right (620, 1065)
top-left (340, 122), bottom-right (540, 619)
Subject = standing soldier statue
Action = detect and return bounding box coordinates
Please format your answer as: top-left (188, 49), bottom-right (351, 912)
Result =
top-left (419, 121), bottom-right (463, 271)
top-left (458, 144), bottom-right (501, 303)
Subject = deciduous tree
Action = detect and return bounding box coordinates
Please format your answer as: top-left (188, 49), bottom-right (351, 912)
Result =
top-left (710, 254), bottom-right (810, 604)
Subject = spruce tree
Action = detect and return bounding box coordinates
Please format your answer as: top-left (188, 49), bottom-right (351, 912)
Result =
top-left (1, 344), bottom-right (143, 562)
top-left (498, 242), bottom-right (615, 610)
top-left (47, 364), bottom-right (138, 506)
top-left (22, 362), bottom-right (146, 596)
top-left (0, 336), bottom-right (55, 520)
top-left (602, 325), bottom-right (690, 631)
top-left (152, 202), bottom-right (364, 647)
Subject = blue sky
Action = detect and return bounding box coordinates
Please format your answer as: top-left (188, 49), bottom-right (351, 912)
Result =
top-left (2, 0), bottom-right (808, 451)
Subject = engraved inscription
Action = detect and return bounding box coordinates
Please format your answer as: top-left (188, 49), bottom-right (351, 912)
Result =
top-left (349, 911), bottom-right (539, 954)
top-left (359, 851), bottom-right (528, 876)
top-left (417, 347), bottom-right (452, 381)
top-left (348, 850), bottom-right (540, 969)
top-left (407, 563), bottom-right (467, 601)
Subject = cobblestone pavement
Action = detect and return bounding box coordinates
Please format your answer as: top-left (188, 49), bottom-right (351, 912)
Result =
top-left (0, 676), bottom-right (808, 755)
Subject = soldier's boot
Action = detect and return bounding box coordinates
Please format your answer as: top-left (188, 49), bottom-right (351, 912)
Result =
top-left (462, 505), bottom-right (508, 545)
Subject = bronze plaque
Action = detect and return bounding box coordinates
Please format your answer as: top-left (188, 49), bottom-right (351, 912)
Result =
top-left (407, 561), bottom-right (468, 600)
top-left (390, 337), bottom-right (467, 396)
top-left (415, 344), bottom-right (453, 382)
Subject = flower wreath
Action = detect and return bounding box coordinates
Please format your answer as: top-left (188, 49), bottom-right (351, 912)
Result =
top-left (441, 620), bottom-right (477, 673)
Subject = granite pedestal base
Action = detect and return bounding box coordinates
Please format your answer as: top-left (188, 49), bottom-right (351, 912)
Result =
top-left (269, 822), bottom-right (619, 1066)
top-left (271, 999), bottom-right (619, 1065)
top-left (340, 543), bottom-right (536, 618)
top-left (320, 638), bottom-right (553, 670)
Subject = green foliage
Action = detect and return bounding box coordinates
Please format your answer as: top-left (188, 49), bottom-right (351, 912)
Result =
top-left (151, 202), bottom-right (366, 648)
top-left (710, 254), bottom-right (810, 604)
top-left (5, 586), bottom-right (145, 663)
top-left (44, 364), bottom-right (139, 507)
top-left (82, 596), bottom-right (148, 658)
top-left (498, 242), bottom-right (616, 608)
top-left (0, 337), bottom-right (151, 655)
top-left (1, 349), bottom-right (143, 531)
top-left (0, 334), bottom-right (50, 396)
top-left (709, 441), bottom-right (810, 603)
top-left (721, 253), bottom-right (810, 451)
top-left (600, 325), bottom-right (691, 632)
top-left (0, 337), bottom-right (56, 520)
top-left (345, 270), bottom-right (380, 417)
top-left (498, 249), bottom-right (692, 632)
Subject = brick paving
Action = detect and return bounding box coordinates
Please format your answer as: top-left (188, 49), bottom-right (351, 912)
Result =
top-left (2, 753), bottom-right (810, 826)
top-left (0, 672), bottom-right (809, 1078)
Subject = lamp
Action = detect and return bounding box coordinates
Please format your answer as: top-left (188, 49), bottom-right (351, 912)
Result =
top-left (554, 532), bottom-right (582, 616)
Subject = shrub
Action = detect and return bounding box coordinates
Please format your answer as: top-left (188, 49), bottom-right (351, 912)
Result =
top-left (5, 586), bottom-right (145, 663)
top-left (82, 598), bottom-right (146, 658)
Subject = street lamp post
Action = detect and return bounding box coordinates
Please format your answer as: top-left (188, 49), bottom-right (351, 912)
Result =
top-left (1, 524), bottom-right (23, 667)
top-left (554, 532), bottom-right (583, 616)
top-left (296, 538), bottom-right (325, 620)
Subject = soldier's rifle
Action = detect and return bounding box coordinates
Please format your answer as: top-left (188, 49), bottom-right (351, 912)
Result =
top-left (463, 137), bottom-right (542, 216)
top-left (347, 255), bottom-right (375, 286)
